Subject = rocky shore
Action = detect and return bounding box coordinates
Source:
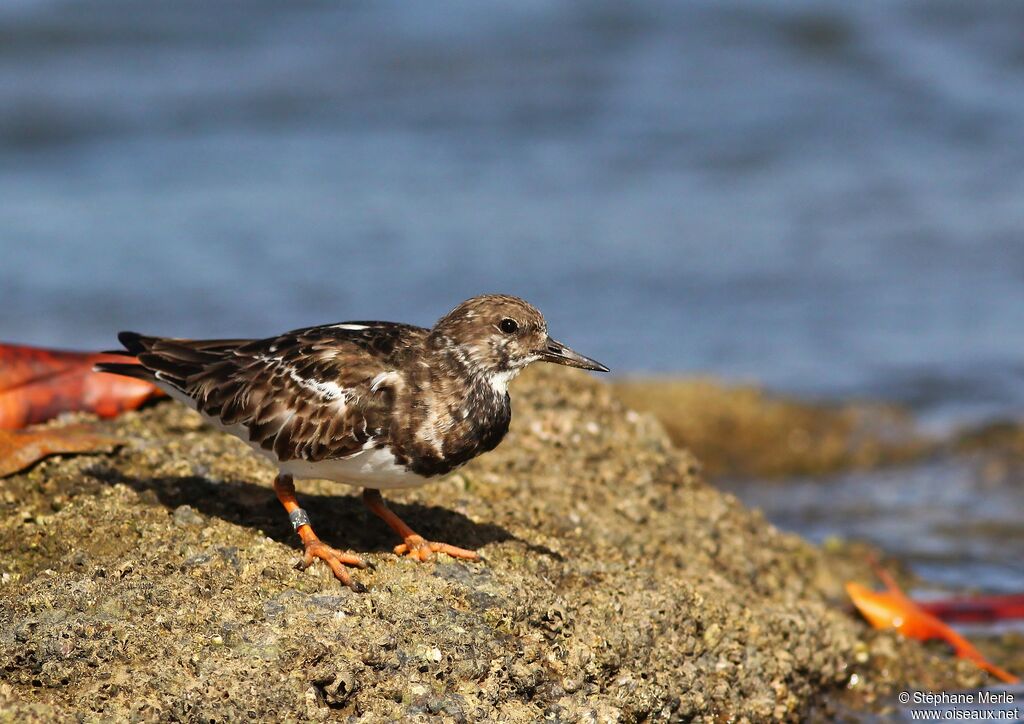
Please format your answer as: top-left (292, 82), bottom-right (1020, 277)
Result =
top-left (613, 378), bottom-right (928, 479)
top-left (0, 368), bottom-right (984, 721)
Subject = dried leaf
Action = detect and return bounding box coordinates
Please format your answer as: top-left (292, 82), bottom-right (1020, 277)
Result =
top-left (0, 342), bottom-right (162, 429)
top-left (847, 567), bottom-right (1019, 684)
top-left (0, 425), bottom-right (122, 477)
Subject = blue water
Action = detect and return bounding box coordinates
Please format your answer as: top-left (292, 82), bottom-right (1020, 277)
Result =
top-left (3, 2), bottom-right (1024, 425)
top-left (723, 459), bottom-right (1024, 593)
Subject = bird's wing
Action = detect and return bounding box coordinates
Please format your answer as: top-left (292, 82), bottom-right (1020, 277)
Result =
top-left (101, 323), bottom-right (425, 462)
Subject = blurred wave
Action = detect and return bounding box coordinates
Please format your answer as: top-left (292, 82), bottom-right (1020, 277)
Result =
top-left (724, 458), bottom-right (1024, 592)
top-left (3, 0), bottom-right (1024, 424)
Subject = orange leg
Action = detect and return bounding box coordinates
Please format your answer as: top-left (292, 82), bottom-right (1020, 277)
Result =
top-left (274, 474), bottom-right (368, 590)
top-left (362, 488), bottom-right (479, 562)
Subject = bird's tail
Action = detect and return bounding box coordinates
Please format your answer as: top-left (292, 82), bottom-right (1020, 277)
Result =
top-left (95, 331), bottom-right (248, 392)
top-left (92, 360), bottom-right (159, 383)
top-left (93, 332), bottom-right (163, 383)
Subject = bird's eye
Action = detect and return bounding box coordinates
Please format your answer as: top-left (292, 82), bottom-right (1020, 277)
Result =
top-left (498, 318), bottom-right (519, 334)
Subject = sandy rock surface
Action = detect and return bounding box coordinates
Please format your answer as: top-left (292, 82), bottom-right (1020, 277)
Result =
top-left (0, 368), bottom-right (976, 722)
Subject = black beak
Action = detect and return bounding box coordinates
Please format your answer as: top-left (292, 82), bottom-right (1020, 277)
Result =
top-left (538, 336), bottom-right (609, 372)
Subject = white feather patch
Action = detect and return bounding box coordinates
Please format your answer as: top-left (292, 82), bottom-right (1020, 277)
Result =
top-left (286, 368), bottom-right (347, 402)
top-left (278, 446), bottom-right (419, 489)
top-left (370, 370), bottom-right (401, 392)
top-left (489, 369), bottom-right (520, 395)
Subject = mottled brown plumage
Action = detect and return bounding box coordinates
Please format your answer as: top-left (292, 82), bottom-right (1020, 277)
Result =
top-left (97, 294), bottom-right (607, 589)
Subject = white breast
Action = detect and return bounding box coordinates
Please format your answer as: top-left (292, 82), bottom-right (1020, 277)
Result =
top-left (277, 445), bottom-right (424, 490)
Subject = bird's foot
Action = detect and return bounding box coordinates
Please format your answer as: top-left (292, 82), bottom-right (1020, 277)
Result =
top-left (298, 539), bottom-right (369, 591)
top-left (360, 488), bottom-right (479, 563)
top-left (394, 534), bottom-right (479, 562)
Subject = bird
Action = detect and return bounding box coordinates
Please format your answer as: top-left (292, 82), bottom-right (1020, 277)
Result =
top-left (95, 294), bottom-right (608, 590)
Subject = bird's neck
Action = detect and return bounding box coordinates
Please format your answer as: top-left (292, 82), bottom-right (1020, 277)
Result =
top-left (396, 340), bottom-right (513, 477)
top-left (424, 336), bottom-right (520, 398)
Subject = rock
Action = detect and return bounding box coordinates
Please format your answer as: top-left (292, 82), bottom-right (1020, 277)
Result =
top-left (172, 504), bottom-right (205, 528)
top-left (0, 367), bottom-right (974, 721)
top-left (613, 377), bottom-right (928, 478)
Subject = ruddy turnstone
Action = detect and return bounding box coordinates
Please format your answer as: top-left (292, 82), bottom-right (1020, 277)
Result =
top-left (96, 294), bottom-right (607, 590)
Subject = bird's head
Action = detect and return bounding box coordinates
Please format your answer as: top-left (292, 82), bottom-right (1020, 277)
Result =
top-left (430, 294), bottom-right (608, 393)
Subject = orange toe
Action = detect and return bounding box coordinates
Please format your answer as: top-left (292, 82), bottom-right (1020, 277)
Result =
top-left (299, 540), bottom-right (368, 591)
top-left (394, 534), bottom-right (479, 562)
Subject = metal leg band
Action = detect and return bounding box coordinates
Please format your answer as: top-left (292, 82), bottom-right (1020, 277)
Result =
top-left (289, 508), bottom-right (311, 531)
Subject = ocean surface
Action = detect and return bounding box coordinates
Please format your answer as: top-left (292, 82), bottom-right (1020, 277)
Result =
top-left (723, 458), bottom-right (1024, 594)
top-left (4, 0), bottom-right (1024, 426)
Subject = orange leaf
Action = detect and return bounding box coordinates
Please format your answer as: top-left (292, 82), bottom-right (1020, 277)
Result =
top-left (0, 342), bottom-right (162, 429)
top-left (0, 425), bottom-right (122, 477)
top-left (846, 572), bottom-right (1019, 684)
